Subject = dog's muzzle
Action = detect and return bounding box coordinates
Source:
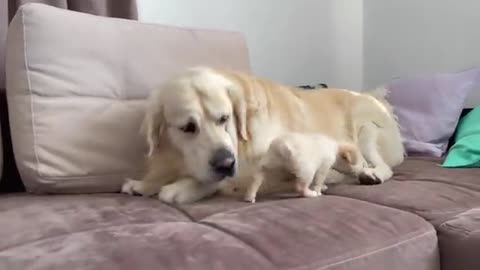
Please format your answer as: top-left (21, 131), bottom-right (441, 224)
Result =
top-left (209, 148), bottom-right (236, 178)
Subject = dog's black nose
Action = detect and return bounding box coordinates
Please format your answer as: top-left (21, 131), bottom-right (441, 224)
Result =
top-left (209, 148), bottom-right (235, 177)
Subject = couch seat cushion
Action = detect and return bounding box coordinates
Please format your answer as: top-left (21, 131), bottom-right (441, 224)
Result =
top-left (327, 157), bottom-right (480, 226)
top-left (0, 194), bottom-right (438, 270)
top-left (438, 208), bottom-right (480, 270)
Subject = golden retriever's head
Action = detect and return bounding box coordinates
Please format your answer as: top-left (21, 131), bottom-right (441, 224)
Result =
top-left (143, 67), bottom-right (248, 183)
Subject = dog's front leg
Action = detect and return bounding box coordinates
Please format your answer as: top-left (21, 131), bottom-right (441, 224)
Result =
top-left (357, 122), bottom-right (393, 184)
top-left (158, 178), bottom-right (219, 204)
top-left (121, 168), bottom-right (173, 197)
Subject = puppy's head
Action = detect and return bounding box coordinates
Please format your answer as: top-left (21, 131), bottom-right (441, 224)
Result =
top-left (143, 67), bottom-right (248, 183)
top-left (335, 143), bottom-right (366, 176)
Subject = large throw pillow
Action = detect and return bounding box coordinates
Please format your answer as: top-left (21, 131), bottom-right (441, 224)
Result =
top-left (442, 106), bottom-right (480, 168)
top-left (5, 4), bottom-right (250, 193)
top-left (386, 68), bottom-right (480, 157)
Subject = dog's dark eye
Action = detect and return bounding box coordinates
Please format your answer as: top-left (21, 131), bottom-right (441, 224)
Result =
top-left (218, 115), bottom-right (229, 125)
top-left (180, 122), bottom-right (197, 134)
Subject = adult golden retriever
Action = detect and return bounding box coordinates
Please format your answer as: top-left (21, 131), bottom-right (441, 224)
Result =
top-left (122, 66), bottom-right (405, 204)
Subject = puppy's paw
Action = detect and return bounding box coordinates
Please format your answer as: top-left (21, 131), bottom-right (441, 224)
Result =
top-left (313, 184), bottom-right (324, 195)
top-left (314, 184), bottom-right (329, 193)
top-left (121, 179), bottom-right (143, 196)
top-left (302, 188), bottom-right (320, 198)
top-left (243, 195), bottom-right (256, 203)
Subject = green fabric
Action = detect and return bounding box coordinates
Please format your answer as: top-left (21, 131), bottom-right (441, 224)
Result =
top-left (442, 105), bottom-right (480, 168)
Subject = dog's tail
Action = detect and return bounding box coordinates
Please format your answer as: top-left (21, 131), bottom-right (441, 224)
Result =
top-left (363, 85), bottom-right (397, 122)
top-left (364, 85), bottom-right (389, 101)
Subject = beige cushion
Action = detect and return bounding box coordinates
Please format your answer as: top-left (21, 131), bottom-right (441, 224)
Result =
top-left (5, 3), bottom-right (250, 193)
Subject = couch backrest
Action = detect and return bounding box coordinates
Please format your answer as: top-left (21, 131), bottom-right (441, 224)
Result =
top-left (5, 3), bottom-right (250, 193)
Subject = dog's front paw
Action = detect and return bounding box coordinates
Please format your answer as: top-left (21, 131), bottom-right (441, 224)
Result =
top-left (157, 177), bottom-right (220, 204)
top-left (158, 179), bottom-right (217, 204)
top-left (158, 183), bottom-right (187, 204)
top-left (358, 168), bottom-right (381, 185)
top-left (358, 167), bottom-right (393, 185)
top-left (373, 166), bottom-right (393, 182)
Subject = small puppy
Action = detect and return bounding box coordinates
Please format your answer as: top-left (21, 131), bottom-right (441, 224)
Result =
top-left (244, 133), bottom-right (365, 203)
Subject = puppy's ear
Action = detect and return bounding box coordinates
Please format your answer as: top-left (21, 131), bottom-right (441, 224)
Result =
top-left (227, 84), bottom-right (249, 141)
top-left (141, 92), bottom-right (165, 156)
top-left (338, 143), bottom-right (358, 165)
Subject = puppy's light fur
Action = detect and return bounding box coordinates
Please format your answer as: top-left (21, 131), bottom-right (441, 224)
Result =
top-left (122, 66), bottom-right (405, 204)
top-left (244, 132), bottom-right (366, 203)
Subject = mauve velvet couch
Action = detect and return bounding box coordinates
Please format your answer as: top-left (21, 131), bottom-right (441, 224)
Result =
top-left (1, 4), bottom-right (480, 270)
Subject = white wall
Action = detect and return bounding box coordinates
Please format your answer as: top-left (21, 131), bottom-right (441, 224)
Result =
top-left (363, 0), bottom-right (480, 107)
top-left (138, 0), bottom-right (364, 90)
top-left (138, 0), bottom-right (480, 106)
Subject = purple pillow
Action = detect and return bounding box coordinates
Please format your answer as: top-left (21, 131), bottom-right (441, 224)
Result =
top-left (386, 68), bottom-right (480, 157)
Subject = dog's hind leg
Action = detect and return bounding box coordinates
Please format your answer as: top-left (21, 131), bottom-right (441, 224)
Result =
top-left (357, 122), bottom-right (393, 184)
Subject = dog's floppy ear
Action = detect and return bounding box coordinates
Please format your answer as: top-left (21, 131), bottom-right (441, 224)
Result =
top-left (227, 84), bottom-right (249, 141)
top-left (141, 92), bottom-right (166, 156)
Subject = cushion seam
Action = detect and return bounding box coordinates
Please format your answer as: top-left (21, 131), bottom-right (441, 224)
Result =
top-left (199, 202), bottom-right (268, 221)
top-left (439, 222), bottom-right (479, 236)
top-left (395, 178), bottom-right (480, 193)
top-left (0, 219), bottom-right (191, 253)
top-left (437, 208), bottom-right (480, 228)
top-left (162, 202), bottom-right (195, 222)
top-left (292, 229), bottom-right (436, 270)
top-left (36, 172), bottom-right (143, 180)
top-left (26, 3), bottom-right (246, 36)
top-left (198, 221), bottom-right (274, 267)
top-left (201, 195), bottom-right (425, 222)
top-left (22, 7), bottom-right (41, 179)
top-left (324, 194), bottom-right (436, 222)
top-left (329, 182), bottom-right (480, 219)
top-left (31, 94), bottom-right (148, 100)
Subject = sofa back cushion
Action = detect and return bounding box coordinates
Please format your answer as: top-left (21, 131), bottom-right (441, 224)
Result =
top-left (5, 3), bottom-right (250, 193)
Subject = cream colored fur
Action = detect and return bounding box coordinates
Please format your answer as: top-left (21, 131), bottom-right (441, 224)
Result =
top-left (122, 66), bottom-right (405, 204)
top-left (243, 132), bottom-right (367, 203)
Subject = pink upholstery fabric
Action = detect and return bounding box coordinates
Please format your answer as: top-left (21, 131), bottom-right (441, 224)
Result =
top-left (0, 193), bottom-right (438, 270)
